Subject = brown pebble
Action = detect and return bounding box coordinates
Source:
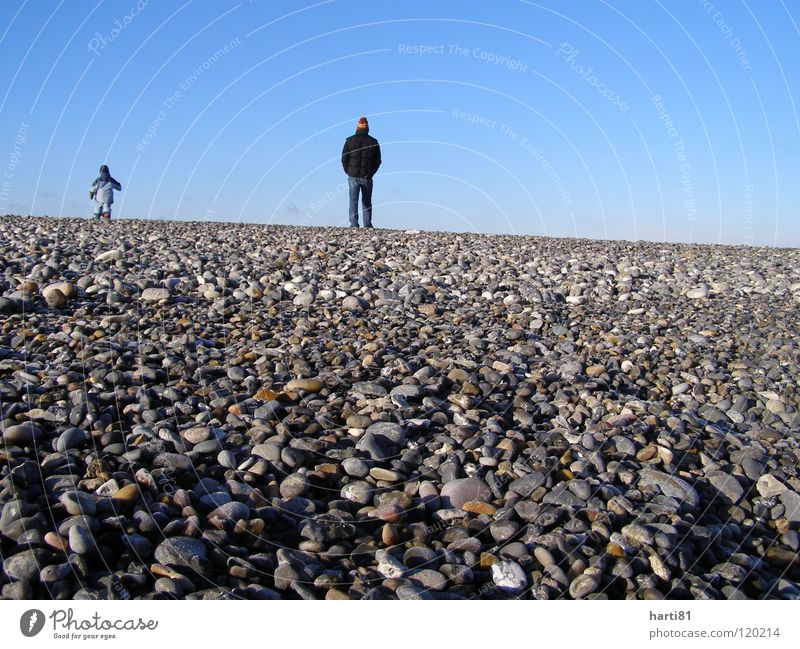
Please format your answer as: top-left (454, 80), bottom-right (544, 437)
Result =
top-left (285, 378), bottom-right (323, 392)
top-left (495, 461), bottom-right (513, 476)
top-left (606, 542), bottom-right (626, 558)
top-left (480, 552), bottom-right (497, 568)
top-left (381, 523), bottom-right (400, 546)
top-left (325, 588), bottom-right (350, 600)
top-left (316, 463), bottom-right (341, 476)
top-left (299, 540), bottom-right (326, 553)
top-left (765, 547), bottom-right (797, 568)
top-left (45, 288), bottom-right (67, 308)
top-left (586, 364), bottom-right (605, 377)
top-left (772, 518), bottom-right (790, 535)
top-left (112, 483), bottom-right (141, 504)
top-left (151, 564), bottom-right (183, 579)
top-left (44, 532), bottom-right (68, 552)
top-left (254, 388), bottom-right (278, 401)
top-left (229, 565), bottom-right (250, 579)
top-left (418, 304), bottom-right (438, 316)
top-left (636, 445), bottom-right (658, 462)
top-left (369, 467), bottom-right (403, 482)
top-left (369, 503), bottom-right (406, 523)
top-left (496, 438), bottom-right (516, 453)
top-left (462, 500), bottom-right (497, 515)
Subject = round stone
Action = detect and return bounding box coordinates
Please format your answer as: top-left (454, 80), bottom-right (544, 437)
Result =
top-left (55, 427), bottom-right (88, 452)
top-left (208, 501), bottom-right (249, 522)
top-left (440, 477), bottom-right (491, 509)
top-left (3, 549), bottom-right (47, 582)
top-left (342, 457), bottom-right (370, 478)
top-left (183, 427), bottom-right (211, 445)
top-left (569, 572), bottom-right (600, 599)
top-left (686, 286), bottom-right (709, 299)
top-left (154, 537), bottom-right (207, 566)
top-left (45, 288), bottom-right (67, 308)
top-left (341, 481), bottom-right (373, 505)
top-left (3, 422), bottom-right (45, 446)
top-left (757, 474), bottom-right (786, 497)
top-left (491, 560), bottom-right (528, 595)
top-left (68, 525), bottom-right (95, 555)
top-left (60, 491), bottom-right (96, 516)
top-left (409, 569), bottom-right (447, 591)
top-left (141, 287), bottom-right (170, 301)
top-left (369, 467), bottom-right (403, 482)
top-left (381, 523), bottom-right (400, 546)
top-left (280, 473), bottom-right (310, 498)
top-left (42, 281), bottom-right (76, 300)
top-left (341, 296), bottom-right (365, 311)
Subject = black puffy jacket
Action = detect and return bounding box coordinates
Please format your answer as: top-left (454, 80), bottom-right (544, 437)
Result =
top-left (342, 131), bottom-right (381, 178)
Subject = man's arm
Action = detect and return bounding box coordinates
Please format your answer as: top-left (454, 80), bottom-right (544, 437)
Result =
top-left (341, 140), bottom-right (350, 173)
top-left (371, 142), bottom-right (381, 177)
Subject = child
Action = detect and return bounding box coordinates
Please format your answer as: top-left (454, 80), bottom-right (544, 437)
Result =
top-left (89, 164), bottom-right (122, 219)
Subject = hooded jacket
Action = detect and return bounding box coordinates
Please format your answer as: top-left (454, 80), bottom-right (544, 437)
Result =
top-left (342, 129), bottom-right (381, 179)
top-left (90, 170), bottom-right (121, 204)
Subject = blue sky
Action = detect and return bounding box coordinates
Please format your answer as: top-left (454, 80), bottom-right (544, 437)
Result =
top-left (0, 0), bottom-right (797, 245)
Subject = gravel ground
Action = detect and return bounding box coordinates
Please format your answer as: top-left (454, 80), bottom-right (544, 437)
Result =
top-left (1, 215), bottom-right (799, 600)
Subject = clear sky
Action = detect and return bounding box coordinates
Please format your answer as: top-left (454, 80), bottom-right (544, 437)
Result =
top-left (0, 0), bottom-right (797, 246)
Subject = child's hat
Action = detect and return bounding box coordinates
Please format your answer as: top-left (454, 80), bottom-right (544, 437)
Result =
top-left (99, 164), bottom-right (109, 173)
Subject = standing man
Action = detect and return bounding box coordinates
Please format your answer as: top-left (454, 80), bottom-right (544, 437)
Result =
top-left (342, 116), bottom-right (381, 228)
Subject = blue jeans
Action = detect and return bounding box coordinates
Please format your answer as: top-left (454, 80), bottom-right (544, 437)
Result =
top-left (348, 176), bottom-right (373, 227)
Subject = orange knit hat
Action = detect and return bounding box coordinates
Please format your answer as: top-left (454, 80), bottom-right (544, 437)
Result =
top-left (356, 116), bottom-right (369, 131)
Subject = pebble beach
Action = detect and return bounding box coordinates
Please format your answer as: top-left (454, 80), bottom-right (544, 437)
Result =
top-left (1, 215), bottom-right (799, 600)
